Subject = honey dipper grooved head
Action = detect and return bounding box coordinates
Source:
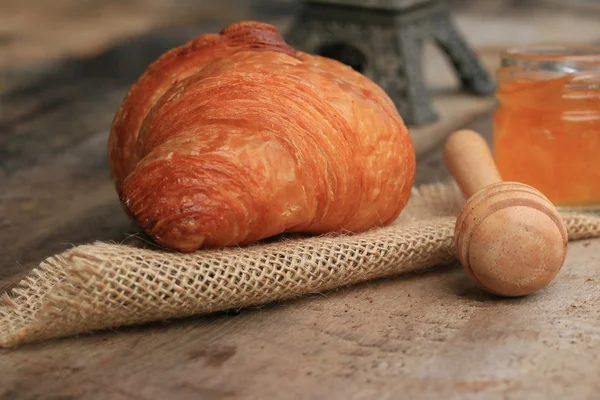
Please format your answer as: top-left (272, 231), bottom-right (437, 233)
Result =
top-left (455, 182), bottom-right (568, 297)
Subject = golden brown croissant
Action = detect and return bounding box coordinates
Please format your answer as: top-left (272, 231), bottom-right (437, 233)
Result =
top-left (108, 21), bottom-right (416, 252)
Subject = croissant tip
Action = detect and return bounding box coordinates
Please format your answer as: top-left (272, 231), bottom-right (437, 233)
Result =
top-left (220, 20), bottom-right (280, 36)
top-left (157, 235), bottom-right (205, 253)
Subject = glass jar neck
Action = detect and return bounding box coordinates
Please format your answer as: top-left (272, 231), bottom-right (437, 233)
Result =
top-left (501, 45), bottom-right (600, 70)
top-left (498, 45), bottom-right (600, 89)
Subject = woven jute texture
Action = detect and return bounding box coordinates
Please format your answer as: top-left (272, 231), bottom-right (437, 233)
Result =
top-left (2, 182), bottom-right (600, 348)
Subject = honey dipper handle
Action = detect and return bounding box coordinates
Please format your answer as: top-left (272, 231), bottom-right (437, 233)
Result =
top-left (443, 129), bottom-right (502, 198)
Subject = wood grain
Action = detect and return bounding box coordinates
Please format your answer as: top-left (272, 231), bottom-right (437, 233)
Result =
top-left (0, 239), bottom-right (598, 400)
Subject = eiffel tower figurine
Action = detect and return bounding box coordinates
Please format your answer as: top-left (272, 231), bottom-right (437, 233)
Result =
top-left (285, 0), bottom-right (495, 126)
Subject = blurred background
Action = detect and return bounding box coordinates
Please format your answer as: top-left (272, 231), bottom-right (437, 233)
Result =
top-left (1, 0), bottom-right (600, 93)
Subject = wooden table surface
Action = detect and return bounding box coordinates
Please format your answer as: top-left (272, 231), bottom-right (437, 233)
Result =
top-left (1, 1), bottom-right (600, 399)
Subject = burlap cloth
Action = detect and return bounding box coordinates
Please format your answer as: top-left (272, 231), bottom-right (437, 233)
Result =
top-left (2, 181), bottom-right (600, 348)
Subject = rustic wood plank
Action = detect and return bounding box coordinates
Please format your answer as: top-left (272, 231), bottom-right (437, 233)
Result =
top-left (0, 136), bottom-right (136, 285)
top-left (0, 238), bottom-right (598, 400)
top-left (414, 108), bottom-right (495, 185)
top-left (0, 0), bottom-right (270, 69)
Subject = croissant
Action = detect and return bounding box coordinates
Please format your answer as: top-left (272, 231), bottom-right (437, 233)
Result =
top-left (108, 21), bottom-right (416, 252)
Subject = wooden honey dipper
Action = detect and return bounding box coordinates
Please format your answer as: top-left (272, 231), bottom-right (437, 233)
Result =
top-left (443, 129), bottom-right (568, 297)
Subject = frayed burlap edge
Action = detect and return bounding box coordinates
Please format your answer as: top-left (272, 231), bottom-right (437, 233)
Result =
top-left (1, 182), bottom-right (599, 348)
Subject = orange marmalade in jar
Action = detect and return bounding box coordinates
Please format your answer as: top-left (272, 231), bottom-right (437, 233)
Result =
top-left (494, 45), bottom-right (600, 211)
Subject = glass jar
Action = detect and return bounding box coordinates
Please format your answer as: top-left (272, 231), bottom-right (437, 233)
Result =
top-left (493, 45), bottom-right (600, 211)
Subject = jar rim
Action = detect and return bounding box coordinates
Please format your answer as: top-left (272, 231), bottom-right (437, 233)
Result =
top-left (502, 44), bottom-right (600, 62)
